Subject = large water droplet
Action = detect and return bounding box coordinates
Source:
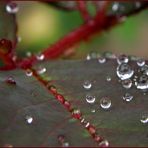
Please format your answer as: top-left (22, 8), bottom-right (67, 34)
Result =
top-left (122, 79), bottom-right (132, 89)
top-left (25, 115), bottom-right (33, 124)
top-left (116, 63), bottom-right (134, 80)
top-left (140, 115), bottom-right (148, 124)
top-left (122, 93), bottom-right (133, 102)
top-left (72, 109), bottom-right (81, 119)
top-left (36, 53), bottom-right (44, 61)
top-left (100, 97), bottom-right (111, 110)
top-left (98, 57), bottom-right (106, 64)
top-left (37, 66), bottom-right (46, 74)
top-left (6, 2), bottom-right (19, 14)
top-left (99, 140), bottom-right (109, 147)
top-left (117, 54), bottom-right (129, 65)
top-left (135, 74), bottom-right (148, 90)
top-left (5, 77), bottom-right (16, 85)
top-left (86, 94), bottom-right (96, 104)
top-left (26, 69), bottom-right (33, 77)
top-left (137, 59), bottom-right (145, 67)
top-left (83, 80), bottom-right (92, 90)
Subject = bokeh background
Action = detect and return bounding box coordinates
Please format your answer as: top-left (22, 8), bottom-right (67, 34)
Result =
top-left (15, 1), bottom-right (148, 59)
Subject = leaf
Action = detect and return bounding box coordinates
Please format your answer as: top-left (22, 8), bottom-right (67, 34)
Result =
top-left (0, 58), bottom-right (148, 146)
top-left (0, 1), bottom-right (17, 46)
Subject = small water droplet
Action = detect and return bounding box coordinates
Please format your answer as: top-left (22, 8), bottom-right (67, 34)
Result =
top-left (5, 77), bottom-right (16, 85)
top-left (91, 109), bottom-right (96, 113)
top-left (86, 94), bottom-right (96, 104)
top-left (117, 54), bottom-right (129, 65)
top-left (26, 69), bottom-right (33, 77)
top-left (137, 59), bottom-right (145, 67)
top-left (116, 63), bottom-right (134, 80)
top-left (122, 93), bottom-right (133, 102)
top-left (85, 122), bottom-right (90, 128)
top-left (99, 139), bottom-right (109, 147)
top-left (100, 97), bottom-right (111, 110)
top-left (72, 109), bottom-right (81, 119)
top-left (36, 53), bottom-right (44, 61)
top-left (135, 74), bottom-right (148, 90)
top-left (121, 79), bottom-right (132, 89)
top-left (140, 65), bottom-right (148, 75)
top-left (6, 2), bottom-right (19, 14)
top-left (140, 115), bottom-right (148, 124)
top-left (98, 57), bottom-right (106, 64)
top-left (25, 115), bottom-right (33, 124)
top-left (37, 66), bottom-right (46, 74)
top-left (83, 80), bottom-right (92, 90)
top-left (106, 76), bottom-right (111, 82)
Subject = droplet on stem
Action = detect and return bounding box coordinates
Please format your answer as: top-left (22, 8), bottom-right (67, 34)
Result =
top-left (72, 109), bottom-right (81, 119)
top-left (137, 59), bottom-right (145, 67)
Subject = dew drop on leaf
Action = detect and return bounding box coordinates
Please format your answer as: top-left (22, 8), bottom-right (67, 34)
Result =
top-left (140, 115), bottom-right (148, 124)
top-left (100, 97), bottom-right (111, 110)
top-left (36, 53), bottom-right (45, 61)
top-left (117, 54), bottom-right (129, 65)
top-left (25, 69), bottom-right (33, 77)
top-left (122, 93), bottom-right (133, 102)
top-left (137, 59), bottom-right (145, 67)
top-left (5, 77), bottom-right (16, 85)
top-left (98, 57), bottom-right (106, 64)
top-left (98, 139), bottom-right (109, 147)
top-left (25, 115), bottom-right (33, 124)
top-left (37, 66), bottom-right (46, 74)
top-left (83, 80), bottom-right (92, 90)
top-left (86, 94), bottom-right (96, 104)
top-left (6, 2), bottom-right (19, 14)
top-left (135, 74), bottom-right (148, 90)
top-left (116, 63), bottom-right (134, 80)
top-left (121, 79), bottom-right (132, 89)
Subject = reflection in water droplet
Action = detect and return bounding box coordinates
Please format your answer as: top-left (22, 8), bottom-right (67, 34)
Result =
top-left (6, 2), bottom-right (19, 14)
top-left (37, 66), bottom-right (46, 74)
top-left (100, 97), bottom-right (111, 110)
top-left (5, 77), bottom-right (16, 85)
top-left (117, 54), bottom-right (129, 65)
top-left (99, 140), bottom-right (109, 147)
top-left (135, 74), bottom-right (148, 90)
top-left (26, 69), bottom-right (33, 77)
top-left (123, 93), bottom-right (133, 102)
top-left (106, 76), bottom-right (111, 82)
top-left (83, 80), bottom-right (92, 90)
top-left (116, 64), bottom-right (134, 80)
top-left (137, 59), bottom-right (145, 67)
top-left (140, 115), bottom-right (148, 124)
top-left (86, 94), bottom-right (96, 104)
top-left (25, 115), bottom-right (33, 124)
top-left (122, 79), bottom-right (132, 89)
top-left (36, 53), bottom-right (44, 61)
top-left (98, 57), bottom-right (106, 64)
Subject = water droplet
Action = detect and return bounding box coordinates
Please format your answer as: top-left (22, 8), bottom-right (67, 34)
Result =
top-left (91, 109), bottom-right (96, 113)
top-left (135, 74), bottom-right (148, 90)
top-left (62, 142), bottom-right (69, 147)
top-left (122, 93), bottom-right (133, 102)
top-left (140, 65), bottom-right (148, 75)
top-left (86, 94), bottom-right (96, 104)
top-left (6, 2), bottom-right (19, 14)
top-left (85, 122), bottom-right (90, 128)
top-left (106, 76), bottom-right (111, 82)
top-left (140, 115), bottom-right (148, 124)
top-left (100, 97), bottom-right (111, 110)
top-left (137, 59), bottom-right (145, 67)
top-left (72, 109), bottom-right (81, 119)
top-left (112, 2), bottom-right (119, 11)
top-left (37, 66), bottom-right (46, 74)
top-left (25, 115), bottom-right (33, 124)
top-left (5, 77), bottom-right (16, 85)
top-left (98, 57), bottom-right (106, 64)
top-left (83, 80), bottom-right (92, 90)
top-left (121, 79), bottom-right (132, 89)
top-left (99, 139), bottom-right (109, 147)
top-left (36, 53), bottom-right (44, 61)
top-left (26, 69), bottom-right (33, 77)
top-left (117, 54), bottom-right (129, 65)
top-left (116, 63), bottom-right (134, 80)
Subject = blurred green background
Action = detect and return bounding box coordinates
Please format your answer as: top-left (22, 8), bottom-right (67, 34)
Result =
top-left (16, 1), bottom-right (148, 59)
